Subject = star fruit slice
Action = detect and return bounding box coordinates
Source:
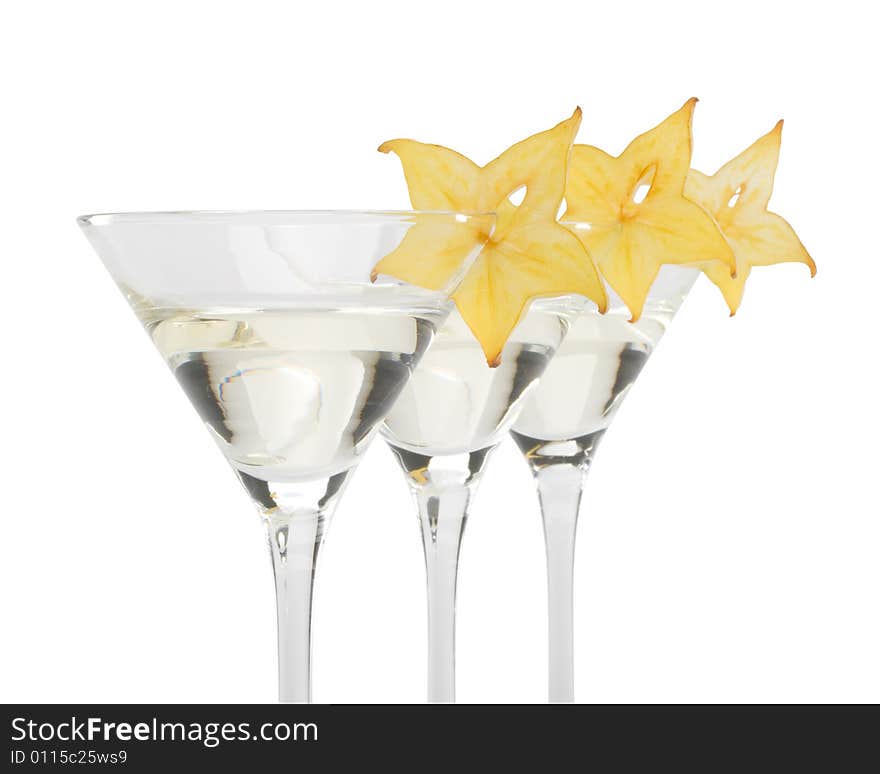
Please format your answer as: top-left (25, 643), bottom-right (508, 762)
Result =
top-left (562, 99), bottom-right (736, 320)
top-left (372, 109), bottom-right (607, 366)
top-left (684, 121), bottom-right (816, 314)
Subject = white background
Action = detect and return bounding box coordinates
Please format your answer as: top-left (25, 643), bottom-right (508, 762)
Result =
top-left (1, 0), bottom-right (877, 704)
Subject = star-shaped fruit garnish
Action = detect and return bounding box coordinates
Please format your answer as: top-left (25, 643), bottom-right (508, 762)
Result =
top-left (372, 109), bottom-right (607, 366)
top-left (562, 98), bottom-right (736, 320)
top-left (684, 120), bottom-right (816, 314)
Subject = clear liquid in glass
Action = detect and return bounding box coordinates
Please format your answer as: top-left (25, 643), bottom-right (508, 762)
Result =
top-left (147, 297), bottom-right (443, 483)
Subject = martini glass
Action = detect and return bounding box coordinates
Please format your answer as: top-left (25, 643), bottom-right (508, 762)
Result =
top-left (511, 232), bottom-right (699, 703)
top-left (381, 294), bottom-right (584, 702)
top-left (78, 210), bottom-right (493, 703)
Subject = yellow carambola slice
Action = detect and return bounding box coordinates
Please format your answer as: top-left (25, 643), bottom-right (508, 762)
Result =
top-left (373, 109), bottom-right (607, 366)
top-left (563, 99), bottom-right (736, 320)
top-left (685, 121), bottom-right (816, 314)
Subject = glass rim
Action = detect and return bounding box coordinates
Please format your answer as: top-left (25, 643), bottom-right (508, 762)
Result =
top-left (77, 209), bottom-right (495, 227)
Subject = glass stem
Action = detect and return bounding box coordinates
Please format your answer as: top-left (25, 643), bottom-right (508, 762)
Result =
top-left (252, 471), bottom-right (349, 703)
top-left (265, 508), bottom-right (325, 703)
top-left (415, 481), bottom-right (471, 703)
top-left (535, 463), bottom-right (585, 703)
top-left (389, 446), bottom-right (492, 703)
